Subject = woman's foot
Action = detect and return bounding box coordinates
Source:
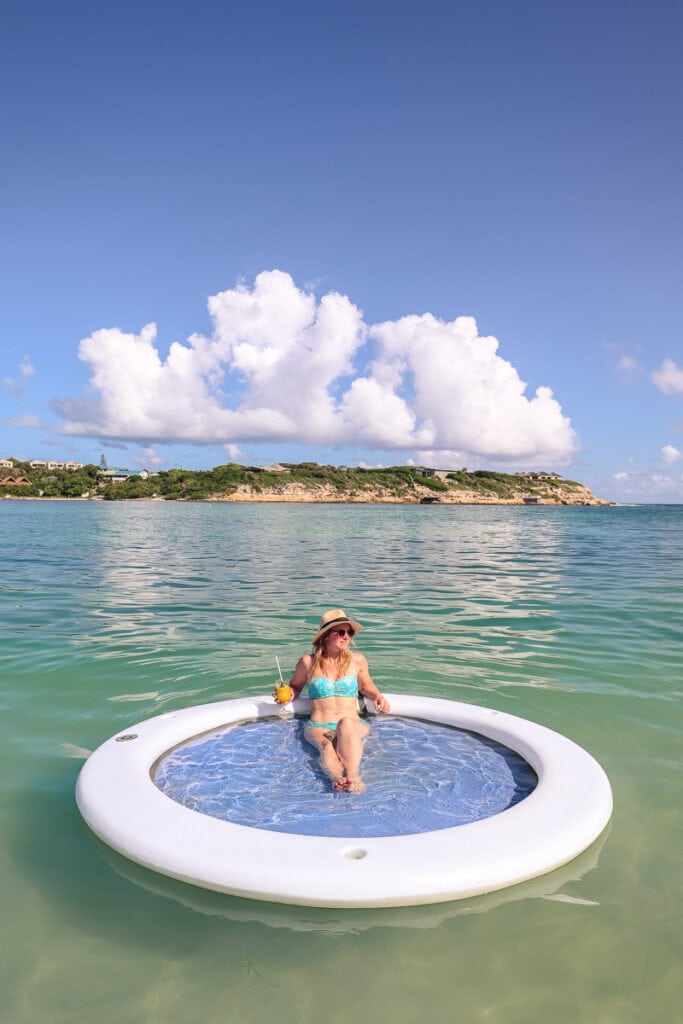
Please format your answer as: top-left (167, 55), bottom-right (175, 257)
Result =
top-left (336, 776), bottom-right (366, 793)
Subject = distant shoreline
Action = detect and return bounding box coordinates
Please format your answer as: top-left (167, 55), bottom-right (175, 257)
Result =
top-left (3, 494), bottom-right (613, 507)
top-left (1, 462), bottom-right (611, 505)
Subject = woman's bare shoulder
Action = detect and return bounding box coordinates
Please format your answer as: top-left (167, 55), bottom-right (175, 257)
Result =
top-left (351, 651), bottom-right (368, 670)
top-left (291, 653), bottom-right (312, 684)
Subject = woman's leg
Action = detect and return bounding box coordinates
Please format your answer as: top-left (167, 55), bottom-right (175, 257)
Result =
top-left (333, 718), bottom-right (370, 792)
top-left (303, 726), bottom-right (346, 786)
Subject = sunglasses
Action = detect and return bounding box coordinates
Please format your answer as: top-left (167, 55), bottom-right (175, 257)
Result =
top-left (330, 627), bottom-right (354, 637)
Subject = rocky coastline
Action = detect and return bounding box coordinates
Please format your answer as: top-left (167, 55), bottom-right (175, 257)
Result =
top-left (208, 479), bottom-right (608, 506)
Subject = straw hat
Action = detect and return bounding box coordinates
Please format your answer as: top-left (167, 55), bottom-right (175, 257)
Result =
top-left (312, 608), bottom-right (363, 646)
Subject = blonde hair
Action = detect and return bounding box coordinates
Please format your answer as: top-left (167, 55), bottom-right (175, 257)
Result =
top-left (307, 634), bottom-right (354, 682)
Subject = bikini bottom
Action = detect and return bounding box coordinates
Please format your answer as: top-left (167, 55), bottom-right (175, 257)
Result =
top-left (305, 719), bottom-right (370, 733)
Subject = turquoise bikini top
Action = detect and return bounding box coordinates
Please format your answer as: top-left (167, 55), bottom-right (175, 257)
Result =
top-left (308, 672), bottom-right (358, 700)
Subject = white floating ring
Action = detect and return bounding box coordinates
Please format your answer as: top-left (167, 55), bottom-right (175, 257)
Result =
top-left (76, 694), bottom-right (612, 908)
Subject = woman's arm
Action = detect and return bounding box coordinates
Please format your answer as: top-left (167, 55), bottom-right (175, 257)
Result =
top-left (355, 654), bottom-right (390, 713)
top-left (288, 655), bottom-right (311, 697)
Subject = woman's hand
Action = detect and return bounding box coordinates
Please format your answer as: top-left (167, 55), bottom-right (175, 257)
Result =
top-left (273, 656), bottom-right (308, 703)
top-left (374, 693), bottom-right (390, 713)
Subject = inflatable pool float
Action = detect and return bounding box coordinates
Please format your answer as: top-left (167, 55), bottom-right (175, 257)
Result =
top-left (76, 694), bottom-right (612, 908)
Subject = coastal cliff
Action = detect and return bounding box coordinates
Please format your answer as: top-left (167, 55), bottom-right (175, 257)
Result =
top-left (206, 467), bottom-right (608, 506)
top-left (210, 481), bottom-right (604, 504)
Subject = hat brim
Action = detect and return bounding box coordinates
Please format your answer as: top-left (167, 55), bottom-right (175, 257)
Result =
top-left (312, 617), bottom-right (363, 645)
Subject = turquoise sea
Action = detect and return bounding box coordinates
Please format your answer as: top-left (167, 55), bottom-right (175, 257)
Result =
top-left (1, 500), bottom-right (681, 1024)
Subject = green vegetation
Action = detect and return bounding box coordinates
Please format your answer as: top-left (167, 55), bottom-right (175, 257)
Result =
top-left (1, 460), bottom-right (594, 503)
top-left (1, 461), bottom-right (101, 498)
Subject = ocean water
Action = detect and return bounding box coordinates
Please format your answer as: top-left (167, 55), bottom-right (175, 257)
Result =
top-left (1, 500), bottom-right (681, 1024)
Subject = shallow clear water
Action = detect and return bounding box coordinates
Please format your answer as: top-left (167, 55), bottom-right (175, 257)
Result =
top-left (1, 500), bottom-right (681, 1024)
top-left (154, 717), bottom-right (537, 836)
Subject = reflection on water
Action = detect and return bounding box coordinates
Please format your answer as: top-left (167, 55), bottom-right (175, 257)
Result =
top-left (96, 827), bottom-right (609, 934)
top-left (2, 502), bottom-right (575, 696)
top-left (1, 501), bottom-right (682, 1024)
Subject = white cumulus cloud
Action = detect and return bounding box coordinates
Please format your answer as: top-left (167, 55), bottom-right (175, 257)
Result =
top-left (54, 269), bottom-right (579, 466)
top-left (661, 444), bottom-right (681, 465)
top-left (652, 359), bottom-right (683, 395)
top-left (366, 312), bottom-right (577, 464)
top-left (224, 443), bottom-right (245, 461)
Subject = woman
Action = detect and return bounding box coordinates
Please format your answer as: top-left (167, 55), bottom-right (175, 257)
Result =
top-left (281, 609), bottom-right (390, 793)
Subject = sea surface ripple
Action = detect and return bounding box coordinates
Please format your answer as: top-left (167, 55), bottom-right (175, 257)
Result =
top-left (1, 500), bottom-right (681, 1024)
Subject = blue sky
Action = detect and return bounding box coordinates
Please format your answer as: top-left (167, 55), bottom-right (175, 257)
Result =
top-left (2, 0), bottom-right (682, 501)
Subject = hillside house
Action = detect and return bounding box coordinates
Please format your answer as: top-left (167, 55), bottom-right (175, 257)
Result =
top-left (516, 471), bottom-right (562, 481)
top-left (97, 468), bottom-right (151, 484)
top-left (1, 475), bottom-right (31, 487)
top-left (414, 467), bottom-right (451, 481)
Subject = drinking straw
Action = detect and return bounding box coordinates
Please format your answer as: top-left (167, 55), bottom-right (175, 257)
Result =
top-left (275, 656), bottom-right (284, 682)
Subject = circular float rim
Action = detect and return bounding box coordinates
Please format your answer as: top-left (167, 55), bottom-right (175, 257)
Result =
top-left (76, 694), bottom-right (612, 908)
